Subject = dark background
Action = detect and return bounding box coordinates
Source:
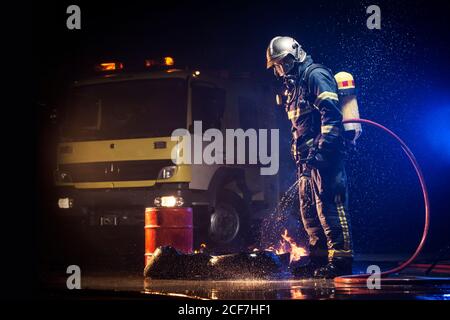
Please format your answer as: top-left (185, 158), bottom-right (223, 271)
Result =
top-left (31, 0), bottom-right (450, 274)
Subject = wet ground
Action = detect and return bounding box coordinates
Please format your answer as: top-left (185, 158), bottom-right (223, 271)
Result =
top-left (38, 257), bottom-right (450, 300)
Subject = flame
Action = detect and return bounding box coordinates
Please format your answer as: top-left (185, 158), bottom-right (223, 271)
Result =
top-left (290, 288), bottom-right (305, 299)
top-left (267, 229), bottom-right (307, 263)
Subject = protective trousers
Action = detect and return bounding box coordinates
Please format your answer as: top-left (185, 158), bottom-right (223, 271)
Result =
top-left (298, 158), bottom-right (353, 263)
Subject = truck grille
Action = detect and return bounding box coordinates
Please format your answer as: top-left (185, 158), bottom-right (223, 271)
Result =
top-left (59, 160), bottom-right (174, 182)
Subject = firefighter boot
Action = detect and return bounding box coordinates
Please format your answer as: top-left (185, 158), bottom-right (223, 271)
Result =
top-left (313, 257), bottom-right (353, 279)
top-left (292, 244), bottom-right (328, 278)
top-left (292, 255), bottom-right (328, 278)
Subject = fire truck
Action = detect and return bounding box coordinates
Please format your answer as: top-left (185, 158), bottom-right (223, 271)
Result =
top-left (53, 57), bottom-right (280, 257)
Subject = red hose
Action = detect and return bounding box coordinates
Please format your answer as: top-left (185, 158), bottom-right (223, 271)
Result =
top-left (334, 118), bottom-right (431, 285)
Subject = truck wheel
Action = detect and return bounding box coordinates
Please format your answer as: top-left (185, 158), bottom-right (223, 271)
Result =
top-left (208, 190), bottom-right (250, 251)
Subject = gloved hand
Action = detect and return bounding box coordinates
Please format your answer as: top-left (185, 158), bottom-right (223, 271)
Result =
top-left (304, 147), bottom-right (327, 169)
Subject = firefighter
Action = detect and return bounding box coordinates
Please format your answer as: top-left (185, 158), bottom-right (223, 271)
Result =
top-left (266, 36), bottom-right (353, 278)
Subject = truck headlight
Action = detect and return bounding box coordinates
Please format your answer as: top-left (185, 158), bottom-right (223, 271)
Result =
top-left (157, 166), bottom-right (177, 180)
top-left (58, 197), bottom-right (73, 209)
top-left (154, 196), bottom-right (184, 207)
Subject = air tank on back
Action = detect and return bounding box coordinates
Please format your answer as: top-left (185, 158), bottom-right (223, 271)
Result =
top-left (334, 71), bottom-right (362, 144)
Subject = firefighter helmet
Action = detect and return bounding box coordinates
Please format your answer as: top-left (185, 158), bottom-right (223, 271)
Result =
top-left (266, 36), bottom-right (307, 75)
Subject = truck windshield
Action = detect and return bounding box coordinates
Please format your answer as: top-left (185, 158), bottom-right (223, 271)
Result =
top-left (61, 78), bottom-right (187, 141)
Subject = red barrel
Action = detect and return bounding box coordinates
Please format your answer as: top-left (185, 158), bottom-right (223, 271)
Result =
top-left (144, 207), bottom-right (193, 266)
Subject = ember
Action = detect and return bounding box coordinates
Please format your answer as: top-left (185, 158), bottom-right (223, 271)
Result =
top-left (266, 229), bottom-right (307, 264)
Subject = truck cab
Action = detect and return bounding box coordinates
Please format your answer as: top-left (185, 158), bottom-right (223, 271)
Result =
top-left (54, 58), bottom-right (279, 253)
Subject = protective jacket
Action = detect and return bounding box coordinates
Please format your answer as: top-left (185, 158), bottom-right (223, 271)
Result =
top-left (287, 56), bottom-right (345, 160)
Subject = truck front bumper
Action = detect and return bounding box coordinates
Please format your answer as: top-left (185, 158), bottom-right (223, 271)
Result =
top-left (54, 183), bottom-right (210, 226)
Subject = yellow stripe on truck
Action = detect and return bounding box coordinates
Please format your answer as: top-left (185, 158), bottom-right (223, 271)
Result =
top-left (58, 136), bottom-right (179, 164)
top-left (73, 180), bottom-right (156, 189)
top-left (55, 165), bottom-right (192, 189)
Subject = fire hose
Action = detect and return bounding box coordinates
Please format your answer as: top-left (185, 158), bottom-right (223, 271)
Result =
top-left (334, 118), bottom-right (431, 285)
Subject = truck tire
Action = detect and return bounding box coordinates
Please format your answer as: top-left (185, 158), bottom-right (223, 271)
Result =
top-left (208, 190), bottom-right (251, 252)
